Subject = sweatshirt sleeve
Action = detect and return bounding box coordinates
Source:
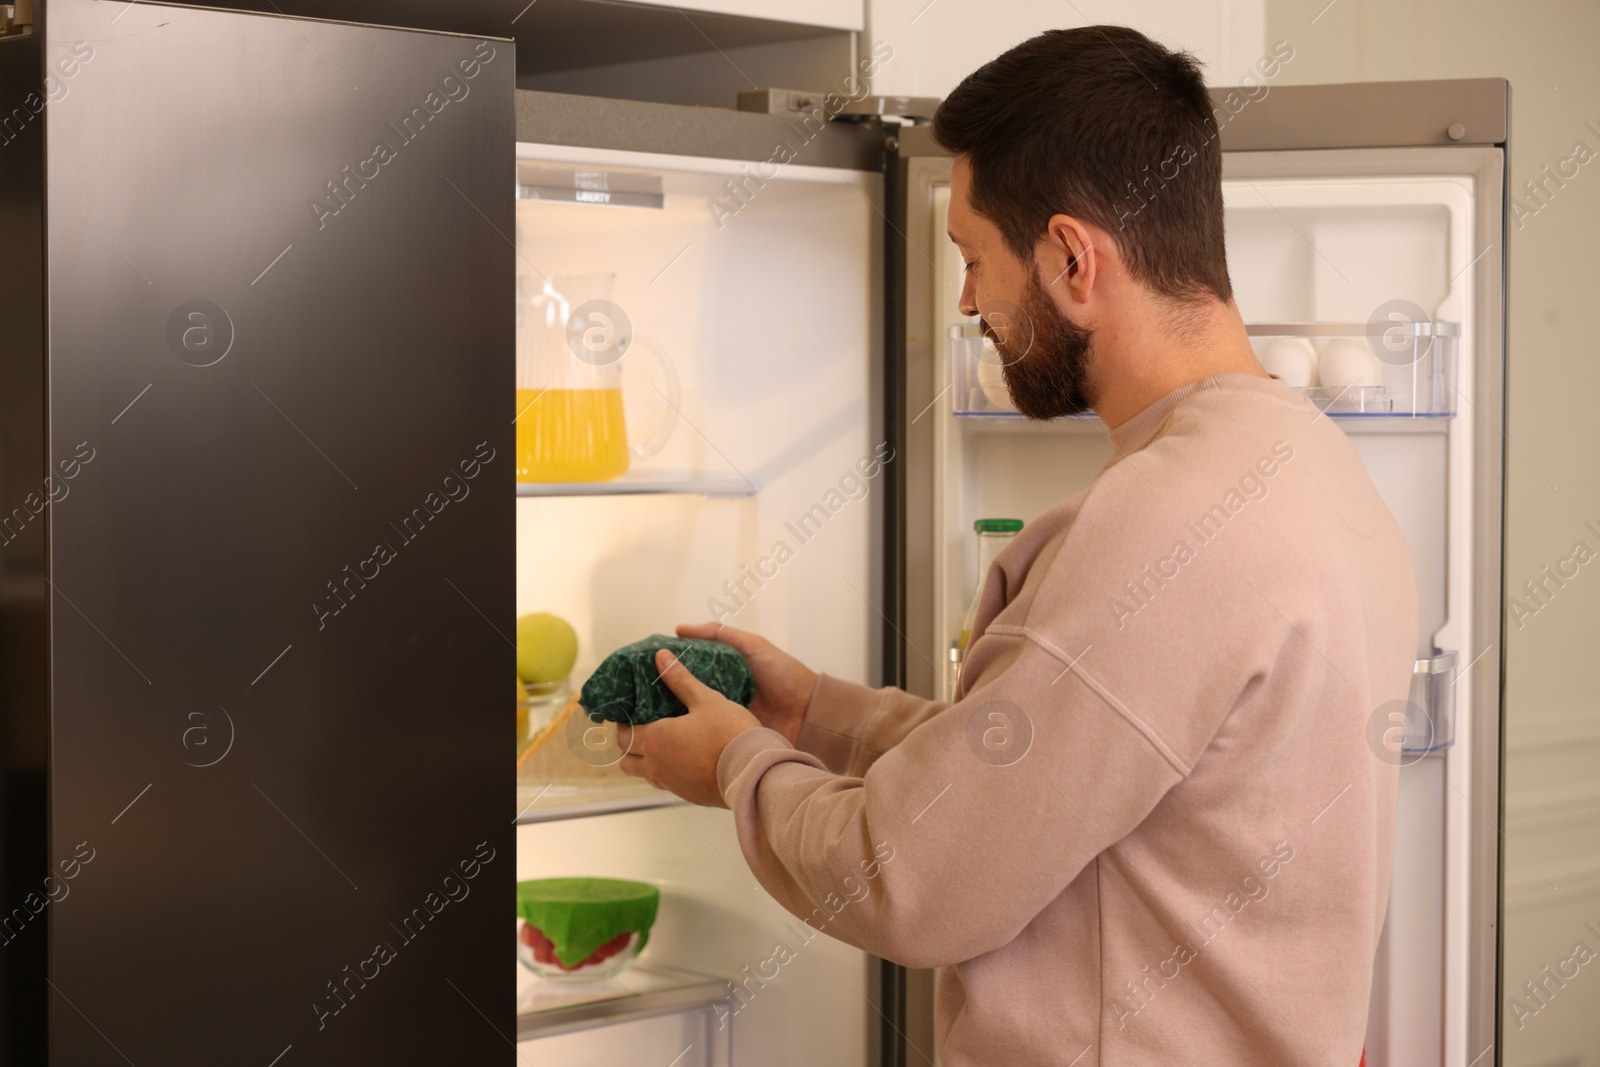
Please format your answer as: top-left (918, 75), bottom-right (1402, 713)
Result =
top-left (794, 672), bottom-right (951, 778)
top-left (715, 451), bottom-right (1291, 969)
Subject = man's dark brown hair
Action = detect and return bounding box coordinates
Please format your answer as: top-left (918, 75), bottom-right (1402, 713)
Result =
top-left (931, 26), bottom-right (1233, 304)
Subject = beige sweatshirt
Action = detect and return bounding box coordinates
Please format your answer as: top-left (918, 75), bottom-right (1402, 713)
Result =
top-left (716, 372), bottom-right (1418, 1066)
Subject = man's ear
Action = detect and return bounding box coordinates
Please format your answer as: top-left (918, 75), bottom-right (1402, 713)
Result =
top-left (1038, 214), bottom-right (1096, 301)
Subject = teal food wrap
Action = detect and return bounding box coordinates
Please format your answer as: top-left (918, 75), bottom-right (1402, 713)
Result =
top-left (580, 634), bottom-right (755, 725)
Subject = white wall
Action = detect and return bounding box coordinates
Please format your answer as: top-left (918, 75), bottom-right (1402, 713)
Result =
top-left (1260, 2), bottom-right (1600, 1065)
top-left (867, 0), bottom-right (1266, 96)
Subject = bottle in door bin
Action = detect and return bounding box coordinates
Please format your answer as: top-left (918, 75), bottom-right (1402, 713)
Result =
top-left (947, 518), bottom-right (1022, 702)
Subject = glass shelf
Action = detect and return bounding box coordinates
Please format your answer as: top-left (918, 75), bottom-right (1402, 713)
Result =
top-left (516, 961), bottom-right (733, 1042)
top-left (517, 473), bottom-right (757, 497)
top-left (515, 780), bottom-right (686, 825)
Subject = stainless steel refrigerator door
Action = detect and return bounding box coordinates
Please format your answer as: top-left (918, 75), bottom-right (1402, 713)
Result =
top-left (36, 2), bottom-right (513, 1062)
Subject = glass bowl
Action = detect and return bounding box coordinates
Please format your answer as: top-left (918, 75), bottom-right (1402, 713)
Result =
top-left (517, 920), bottom-right (642, 982)
top-left (517, 677), bottom-right (571, 757)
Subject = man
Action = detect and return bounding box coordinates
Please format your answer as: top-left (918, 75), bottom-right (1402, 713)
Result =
top-left (618, 25), bottom-right (1417, 1066)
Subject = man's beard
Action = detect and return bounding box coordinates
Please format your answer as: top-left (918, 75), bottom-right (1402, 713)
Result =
top-left (984, 271), bottom-right (1096, 419)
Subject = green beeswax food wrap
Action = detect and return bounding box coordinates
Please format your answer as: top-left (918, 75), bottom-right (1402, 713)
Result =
top-left (579, 634), bottom-right (755, 726)
top-left (517, 878), bottom-right (660, 969)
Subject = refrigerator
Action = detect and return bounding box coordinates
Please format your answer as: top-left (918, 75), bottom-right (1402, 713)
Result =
top-left (0, 3), bottom-right (1508, 1065)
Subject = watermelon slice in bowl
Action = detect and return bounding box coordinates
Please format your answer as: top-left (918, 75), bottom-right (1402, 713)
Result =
top-left (516, 877), bottom-right (659, 982)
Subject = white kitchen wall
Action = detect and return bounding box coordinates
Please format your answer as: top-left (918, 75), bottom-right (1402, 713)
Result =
top-left (867, 0), bottom-right (1266, 97)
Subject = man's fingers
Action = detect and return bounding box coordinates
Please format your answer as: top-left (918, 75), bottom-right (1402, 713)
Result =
top-left (675, 621), bottom-right (767, 658)
top-left (674, 621), bottom-right (720, 639)
top-left (655, 649), bottom-right (716, 707)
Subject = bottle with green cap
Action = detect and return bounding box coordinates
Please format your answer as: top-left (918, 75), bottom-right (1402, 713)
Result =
top-left (958, 518), bottom-right (1024, 652)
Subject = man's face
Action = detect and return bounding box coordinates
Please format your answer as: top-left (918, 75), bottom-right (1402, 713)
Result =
top-left (947, 156), bottom-right (1096, 419)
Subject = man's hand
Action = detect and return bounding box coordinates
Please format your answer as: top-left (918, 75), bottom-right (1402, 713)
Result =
top-left (616, 649), bottom-right (762, 808)
top-left (674, 622), bottom-right (817, 747)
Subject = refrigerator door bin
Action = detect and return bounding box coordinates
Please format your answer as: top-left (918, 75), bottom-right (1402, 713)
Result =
top-left (1404, 650), bottom-right (1459, 755)
top-left (948, 320), bottom-right (1458, 420)
top-left (950, 323), bottom-right (1011, 415)
top-left (1246, 322), bottom-right (1459, 417)
top-left (948, 322), bottom-right (1098, 421)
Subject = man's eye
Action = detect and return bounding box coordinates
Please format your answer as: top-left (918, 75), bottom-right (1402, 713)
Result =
top-left (962, 260), bottom-right (976, 274)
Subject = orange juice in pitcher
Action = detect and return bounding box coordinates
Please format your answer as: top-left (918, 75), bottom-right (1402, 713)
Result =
top-left (515, 388), bottom-right (629, 482)
top-left (515, 272), bottom-right (678, 484)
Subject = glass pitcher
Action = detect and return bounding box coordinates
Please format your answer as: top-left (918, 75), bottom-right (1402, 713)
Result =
top-left (515, 272), bottom-right (679, 483)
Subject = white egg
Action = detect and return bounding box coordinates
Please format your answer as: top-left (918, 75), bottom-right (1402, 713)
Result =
top-left (1317, 338), bottom-right (1382, 390)
top-left (1257, 337), bottom-right (1317, 388)
top-left (975, 339), bottom-right (1014, 410)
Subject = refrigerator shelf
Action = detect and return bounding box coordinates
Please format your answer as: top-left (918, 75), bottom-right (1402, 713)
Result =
top-left (517, 474), bottom-right (757, 498)
top-left (515, 781), bottom-right (687, 825)
top-left (516, 961), bottom-right (734, 1043)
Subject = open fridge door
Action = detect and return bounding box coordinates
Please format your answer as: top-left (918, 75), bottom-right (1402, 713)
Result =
top-left (5, 2), bottom-right (517, 1061)
top-left (888, 80), bottom-right (1507, 1067)
top-left (508, 92), bottom-right (890, 1066)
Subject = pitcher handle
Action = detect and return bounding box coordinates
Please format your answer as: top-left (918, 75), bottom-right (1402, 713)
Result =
top-left (625, 335), bottom-right (680, 463)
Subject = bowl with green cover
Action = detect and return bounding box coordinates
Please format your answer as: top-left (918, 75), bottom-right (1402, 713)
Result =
top-left (516, 877), bottom-right (659, 982)
top-left (579, 634), bottom-right (754, 726)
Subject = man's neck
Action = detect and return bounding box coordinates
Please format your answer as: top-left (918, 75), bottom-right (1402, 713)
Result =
top-left (1092, 297), bottom-right (1269, 429)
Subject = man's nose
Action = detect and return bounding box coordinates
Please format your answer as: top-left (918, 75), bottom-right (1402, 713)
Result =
top-left (957, 277), bottom-right (979, 318)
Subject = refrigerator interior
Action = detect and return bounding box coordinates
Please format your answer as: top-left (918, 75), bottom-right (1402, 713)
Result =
top-left (511, 142), bottom-right (881, 1065)
top-left (927, 162), bottom-right (1484, 1066)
